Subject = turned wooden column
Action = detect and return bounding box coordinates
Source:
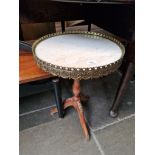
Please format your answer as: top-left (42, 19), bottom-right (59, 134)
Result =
top-left (73, 80), bottom-right (80, 97)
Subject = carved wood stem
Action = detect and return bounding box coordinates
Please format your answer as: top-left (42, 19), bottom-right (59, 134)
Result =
top-left (73, 79), bottom-right (80, 98)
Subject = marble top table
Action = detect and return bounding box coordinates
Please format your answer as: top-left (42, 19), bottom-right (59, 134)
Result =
top-left (32, 31), bottom-right (125, 140)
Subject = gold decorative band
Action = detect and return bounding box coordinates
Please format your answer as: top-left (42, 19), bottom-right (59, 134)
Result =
top-left (32, 31), bottom-right (125, 80)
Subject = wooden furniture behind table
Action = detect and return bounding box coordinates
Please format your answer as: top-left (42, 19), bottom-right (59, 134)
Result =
top-left (19, 52), bottom-right (51, 84)
top-left (19, 42), bottom-right (64, 118)
top-left (19, 0), bottom-right (135, 117)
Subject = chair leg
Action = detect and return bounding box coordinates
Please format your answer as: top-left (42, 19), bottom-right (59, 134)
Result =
top-left (110, 62), bottom-right (134, 117)
top-left (61, 20), bottom-right (65, 32)
top-left (88, 22), bottom-right (91, 32)
top-left (52, 78), bottom-right (64, 118)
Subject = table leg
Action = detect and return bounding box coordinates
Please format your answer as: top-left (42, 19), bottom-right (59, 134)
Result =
top-left (51, 79), bottom-right (89, 140)
top-left (52, 78), bottom-right (64, 118)
top-left (110, 62), bottom-right (134, 117)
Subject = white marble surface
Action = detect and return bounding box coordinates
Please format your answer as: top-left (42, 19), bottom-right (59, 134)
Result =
top-left (35, 34), bottom-right (122, 68)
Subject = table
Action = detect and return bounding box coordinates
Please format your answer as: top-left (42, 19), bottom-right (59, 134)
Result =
top-left (32, 31), bottom-right (125, 140)
top-left (19, 52), bottom-right (51, 84)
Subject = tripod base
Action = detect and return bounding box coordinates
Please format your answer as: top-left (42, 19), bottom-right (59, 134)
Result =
top-left (51, 80), bottom-right (89, 140)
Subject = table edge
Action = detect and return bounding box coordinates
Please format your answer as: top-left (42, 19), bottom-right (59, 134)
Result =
top-left (32, 31), bottom-right (125, 79)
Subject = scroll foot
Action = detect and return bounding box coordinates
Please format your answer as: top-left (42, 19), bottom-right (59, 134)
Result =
top-left (74, 101), bottom-right (89, 140)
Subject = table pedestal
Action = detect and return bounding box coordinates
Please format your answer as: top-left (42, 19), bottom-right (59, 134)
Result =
top-left (51, 80), bottom-right (89, 140)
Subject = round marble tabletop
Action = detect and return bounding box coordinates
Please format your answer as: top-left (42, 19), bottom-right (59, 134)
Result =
top-left (32, 31), bottom-right (125, 79)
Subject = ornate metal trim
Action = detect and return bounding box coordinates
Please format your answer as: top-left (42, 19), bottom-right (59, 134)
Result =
top-left (32, 31), bottom-right (125, 80)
